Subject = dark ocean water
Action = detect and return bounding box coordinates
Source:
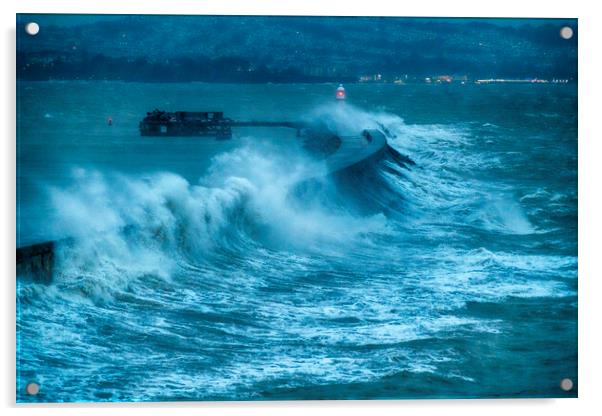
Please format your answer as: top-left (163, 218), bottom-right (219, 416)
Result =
top-left (16, 81), bottom-right (577, 402)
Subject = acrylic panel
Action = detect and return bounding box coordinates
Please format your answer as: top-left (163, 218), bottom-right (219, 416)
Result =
top-left (16, 14), bottom-right (578, 402)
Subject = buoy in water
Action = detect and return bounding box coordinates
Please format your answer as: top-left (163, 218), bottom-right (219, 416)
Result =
top-left (336, 84), bottom-right (346, 100)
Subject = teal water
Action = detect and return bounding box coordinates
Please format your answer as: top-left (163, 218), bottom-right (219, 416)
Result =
top-left (17, 81), bottom-right (577, 402)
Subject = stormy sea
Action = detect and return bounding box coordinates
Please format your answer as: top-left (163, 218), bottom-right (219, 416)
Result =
top-left (17, 81), bottom-right (577, 402)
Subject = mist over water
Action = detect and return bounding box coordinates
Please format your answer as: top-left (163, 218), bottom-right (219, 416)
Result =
top-left (17, 82), bottom-right (577, 401)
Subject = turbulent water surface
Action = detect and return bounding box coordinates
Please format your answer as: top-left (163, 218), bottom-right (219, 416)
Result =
top-left (17, 82), bottom-right (577, 401)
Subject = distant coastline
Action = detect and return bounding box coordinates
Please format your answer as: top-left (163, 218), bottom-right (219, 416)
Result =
top-left (16, 52), bottom-right (576, 84)
top-left (17, 15), bottom-right (577, 84)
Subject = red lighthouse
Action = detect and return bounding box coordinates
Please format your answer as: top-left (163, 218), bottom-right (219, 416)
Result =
top-left (335, 84), bottom-right (346, 100)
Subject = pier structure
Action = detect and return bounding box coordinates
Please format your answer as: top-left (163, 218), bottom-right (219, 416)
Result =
top-left (139, 110), bottom-right (309, 138)
top-left (16, 241), bottom-right (55, 284)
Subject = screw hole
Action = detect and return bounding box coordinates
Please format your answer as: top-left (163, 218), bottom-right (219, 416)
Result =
top-left (25, 22), bottom-right (40, 36)
top-left (560, 26), bottom-right (573, 40)
top-left (560, 378), bottom-right (573, 391)
top-left (26, 382), bottom-right (40, 395)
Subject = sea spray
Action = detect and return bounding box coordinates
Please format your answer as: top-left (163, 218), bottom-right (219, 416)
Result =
top-left (46, 138), bottom-right (394, 299)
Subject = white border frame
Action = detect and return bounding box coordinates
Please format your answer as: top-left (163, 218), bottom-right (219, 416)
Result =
top-left (3, 1), bottom-right (600, 415)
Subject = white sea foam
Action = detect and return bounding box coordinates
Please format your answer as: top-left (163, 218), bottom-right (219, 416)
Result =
top-left (46, 138), bottom-right (392, 300)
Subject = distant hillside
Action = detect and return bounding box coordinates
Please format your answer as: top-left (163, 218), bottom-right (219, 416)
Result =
top-left (16, 15), bottom-right (578, 82)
